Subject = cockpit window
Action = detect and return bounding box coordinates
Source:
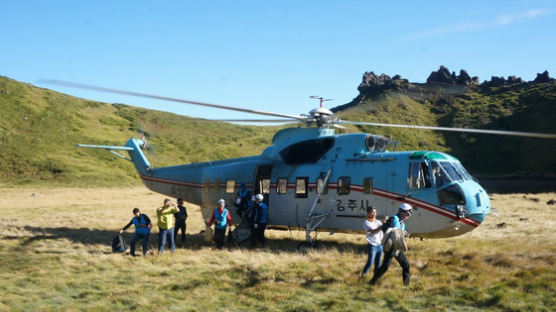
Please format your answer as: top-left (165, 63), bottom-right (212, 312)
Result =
top-left (432, 162), bottom-right (451, 188)
top-left (440, 162), bottom-right (464, 182)
top-left (432, 161), bottom-right (472, 188)
top-left (454, 162), bottom-right (472, 180)
top-left (408, 162), bottom-right (432, 189)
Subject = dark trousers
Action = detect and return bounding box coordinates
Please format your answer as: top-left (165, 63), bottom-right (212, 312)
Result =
top-left (174, 219), bottom-right (186, 244)
top-left (130, 233), bottom-right (149, 256)
top-left (251, 223), bottom-right (267, 247)
top-left (214, 228), bottom-right (226, 249)
top-left (370, 249), bottom-right (410, 285)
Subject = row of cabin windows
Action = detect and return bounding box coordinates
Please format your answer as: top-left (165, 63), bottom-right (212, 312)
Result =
top-left (281, 177), bottom-right (374, 197)
top-left (204, 177), bottom-right (375, 197)
top-left (203, 180), bottom-right (236, 193)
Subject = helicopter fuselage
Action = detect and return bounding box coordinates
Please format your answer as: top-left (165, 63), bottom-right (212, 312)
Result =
top-left (124, 127), bottom-right (490, 239)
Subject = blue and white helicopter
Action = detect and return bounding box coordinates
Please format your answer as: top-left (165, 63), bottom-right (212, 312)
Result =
top-left (50, 81), bottom-right (556, 247)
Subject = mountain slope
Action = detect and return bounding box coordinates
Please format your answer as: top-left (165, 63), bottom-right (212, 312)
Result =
top-left (1, 73), bottom-right (555, 187)
top-left (0, 76), bottom-right (279, 186)
top-left (334, 80), bottom-right (556, 175)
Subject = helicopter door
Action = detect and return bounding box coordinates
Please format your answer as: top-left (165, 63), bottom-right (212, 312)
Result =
top-left (254, 165), bottom-right (272, 204)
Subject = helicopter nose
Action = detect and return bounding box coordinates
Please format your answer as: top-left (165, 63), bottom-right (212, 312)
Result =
top-left (464, 181), bottom-right (491, 223)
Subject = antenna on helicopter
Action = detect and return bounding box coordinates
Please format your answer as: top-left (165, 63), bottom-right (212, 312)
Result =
top-left (309, 96), bottom-right (333, 108)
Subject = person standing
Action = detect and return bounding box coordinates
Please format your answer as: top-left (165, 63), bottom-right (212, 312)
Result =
top-left (206, 199), bottom-right (232, 249)
top-left (360, 206), bottom-right (383, 279)
top-left (235, 183), bottom-right (252, 218)
top-left (174, 198), bottom-right (188, 247)
top-left (120, 208), bottom-right (153, 257)
top-left (157, 198), bottom-right (179, 254)
top-left (251, 194), bottom-right (268, 248)
top-left (370, 203), bottom-right (413, 286)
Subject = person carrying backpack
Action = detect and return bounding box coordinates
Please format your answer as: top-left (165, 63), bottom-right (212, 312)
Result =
top-left (120, 208), bottom-right (153, 257)
top-left (369, 203), bottom-right (413, 286)
top-left (235, 183), bottom-right (252, 218)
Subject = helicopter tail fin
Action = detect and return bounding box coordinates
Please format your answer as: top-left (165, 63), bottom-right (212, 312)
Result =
top-left (76, 138), bottom-right (151, 175)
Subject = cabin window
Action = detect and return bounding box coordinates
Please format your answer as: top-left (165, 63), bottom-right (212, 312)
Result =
top-left (260, 178), bottom-right (271, 194)
top-left (214, 179), bottom-right (221, 192)
top-left (337, 176), bottom-right (351, 195)
top-left (363, 177), bottom-right (374, 194)
top-left (296, 177), bottom-right (308, 198)
top-left (317, 177), bottom-right (328, 194)
top-left (226, 180), bottom-right (235, 193)
top-left (277, 178), bottom-right (288, 194)
top-left (204, 181), bottom-right (211, 192)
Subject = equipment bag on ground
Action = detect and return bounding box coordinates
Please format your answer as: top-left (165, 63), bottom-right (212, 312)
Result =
top-left (112, 234), bottom-right (127, 253)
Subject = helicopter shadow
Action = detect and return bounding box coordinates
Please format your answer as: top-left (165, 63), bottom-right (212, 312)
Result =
top-left (227, 231), bottom-right (367, 254)
top-left (11, 225), bottom-right (209, 253)
top-left (11, 226), bottom-right (366, 255)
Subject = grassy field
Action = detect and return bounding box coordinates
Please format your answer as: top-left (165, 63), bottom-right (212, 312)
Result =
top-left (0, 187), bottom-right (555, 311)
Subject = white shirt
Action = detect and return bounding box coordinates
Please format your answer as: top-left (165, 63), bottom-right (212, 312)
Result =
top-left (363, 219), bottom-right (383, 246)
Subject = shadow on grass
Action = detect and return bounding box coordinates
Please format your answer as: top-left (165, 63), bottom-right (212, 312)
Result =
top-left (13, 226), bottom-right (366, 255)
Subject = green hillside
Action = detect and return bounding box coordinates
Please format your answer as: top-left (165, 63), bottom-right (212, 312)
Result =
top-left (0, 76), bottom-right (280, 186)
top-left (336, 82), bottom-right (556, 176)
top-left (1, 75), bottom-right (555, 187)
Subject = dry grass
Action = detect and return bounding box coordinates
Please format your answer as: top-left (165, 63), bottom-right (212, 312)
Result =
top-left (1, 187), bottom-right (555, 311)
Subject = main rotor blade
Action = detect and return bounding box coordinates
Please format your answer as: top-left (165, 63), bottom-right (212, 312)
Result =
top-left (213, 119), bottom-right (299, 123)
top-left (40, 79), bottom-right (306, 121)
top-left (339, 120), bottom-right (556, 139)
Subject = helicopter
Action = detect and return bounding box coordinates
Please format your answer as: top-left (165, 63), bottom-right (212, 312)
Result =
top-left (45, 80), bottom-right (556, 247)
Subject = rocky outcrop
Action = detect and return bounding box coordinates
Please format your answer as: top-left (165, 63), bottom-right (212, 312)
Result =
top-left (533, 70), bottom-right (555, 83)
top-left (357, 71), bottom-right (410, 94)
top-left (426, 66), bottom-right (479, 86)
top-left (335, 67), bottom-right (554, 112)
top-left (482, 75), bottom-right (523, 87)
top-left (331, 72), bottom-right (412, 112)
top-left (481, 71), bottom-right (553, 87)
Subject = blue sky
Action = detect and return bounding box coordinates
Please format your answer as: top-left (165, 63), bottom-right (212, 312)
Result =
top-left (2, 1), bottom-right (555, 121)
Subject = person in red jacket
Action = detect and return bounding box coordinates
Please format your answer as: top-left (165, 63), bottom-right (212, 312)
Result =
top-left (206, 199), bottom-right (232, 249)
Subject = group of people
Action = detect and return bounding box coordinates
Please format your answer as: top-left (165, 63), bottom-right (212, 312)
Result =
top-left (205, 185), bottom-right (268, 249)
top-left (120, 197), bottom-right (188, 256)
top-left (118, 184), bottom-right (412, 286)
top-left (361, 203), bottom-right (413, 286)
top-left (119, 183), bottom-right (269, 255)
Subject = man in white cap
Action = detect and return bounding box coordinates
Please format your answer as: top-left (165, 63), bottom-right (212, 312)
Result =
top-left (370, 203), bottom-right (413, 286)
top-left (206, 199), bottom-right (232, 249)
top-left (251, 194), bottom-right (268, 248)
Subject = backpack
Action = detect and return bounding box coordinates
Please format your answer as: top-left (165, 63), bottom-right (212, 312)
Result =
top-left (381, 216), bottom-right (394, 233)
top-left (112, 234), bottom-right (127, 253)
